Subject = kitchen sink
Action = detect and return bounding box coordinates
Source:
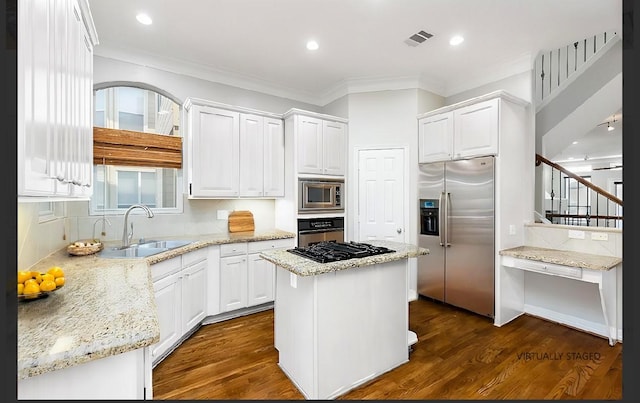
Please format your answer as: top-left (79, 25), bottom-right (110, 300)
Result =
top-left (137, 240), bottom-right (193, 249)
top-left (99, 240), bottom-right (194, 259)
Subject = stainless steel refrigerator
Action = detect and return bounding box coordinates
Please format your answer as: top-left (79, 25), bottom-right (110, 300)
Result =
top-left (417, 155), bottom-right (495, 318)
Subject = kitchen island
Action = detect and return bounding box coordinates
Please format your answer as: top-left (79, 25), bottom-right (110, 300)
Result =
top-left (260, 240), bottom-right (428, 400)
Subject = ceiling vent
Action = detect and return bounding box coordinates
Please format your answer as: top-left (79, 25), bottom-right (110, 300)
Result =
top-left (404, 30), bottom-right (434, 47)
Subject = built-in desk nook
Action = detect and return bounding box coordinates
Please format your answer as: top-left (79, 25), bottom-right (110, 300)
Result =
top-left (498, 246), bottom-right (621, 346)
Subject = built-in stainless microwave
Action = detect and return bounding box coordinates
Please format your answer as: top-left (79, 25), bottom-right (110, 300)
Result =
top-left (299, 178), bottom-right (344, 213)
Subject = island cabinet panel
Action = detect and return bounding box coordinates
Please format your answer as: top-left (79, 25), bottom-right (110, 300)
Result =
top-left (18, 348), bottom-right (150, 400)
top-left (275, 259), bottom-right (409, 400)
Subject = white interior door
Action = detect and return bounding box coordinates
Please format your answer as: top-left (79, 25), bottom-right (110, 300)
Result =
top-left (357, 148), bottom-right (405, 242)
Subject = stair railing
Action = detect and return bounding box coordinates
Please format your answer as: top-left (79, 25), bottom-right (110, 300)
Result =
top-left (536, 154), bottom-right (622, 228)
top-left (534, 31), bottom-right (619, 111)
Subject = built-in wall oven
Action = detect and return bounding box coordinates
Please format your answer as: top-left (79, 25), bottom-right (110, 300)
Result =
top-left (297, 217), bottom-right (345, 247)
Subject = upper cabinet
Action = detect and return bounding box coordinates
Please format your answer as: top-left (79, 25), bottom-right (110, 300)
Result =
top-left (418, 96), bottom-right (503, 163)
top-left (18, 0), bottom-right (99, 199)
top-left (184, 98), bottom-right (284, 199)
top-left (286, 110), bottom-right (348, 176)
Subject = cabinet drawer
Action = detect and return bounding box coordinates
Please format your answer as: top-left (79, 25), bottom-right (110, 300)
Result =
top-left (247, 238), bottom-right (295, 253)
top-left (151, 256), bottom-right (182, 282)
top-left (509, 258), bottom-right (582, 279)
top-left (220, 242), bottom-right (248, 257)
top-left (182, 246), bottom-right (209, 267)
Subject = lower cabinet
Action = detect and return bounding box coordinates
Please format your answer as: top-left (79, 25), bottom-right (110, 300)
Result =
top-left (220, 239), bottom-right (294, 313)
top-left (150, 247), bottom-right (208, 365)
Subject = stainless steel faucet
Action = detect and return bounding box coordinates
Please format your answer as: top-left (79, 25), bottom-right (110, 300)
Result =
top-left (121, 204), bottom-right (154, 248)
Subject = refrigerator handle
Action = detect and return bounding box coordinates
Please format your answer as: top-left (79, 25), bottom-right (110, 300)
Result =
top-left (439, 191), bottom-right (446, 246)
top-left (445, 192), bottom-right (451, 247)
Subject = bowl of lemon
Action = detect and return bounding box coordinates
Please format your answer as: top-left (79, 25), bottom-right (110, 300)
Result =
top-left (18, 266), bottom-right (66, 301)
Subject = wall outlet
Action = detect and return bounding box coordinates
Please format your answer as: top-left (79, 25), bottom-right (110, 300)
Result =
top-left (509, 224), bottom-right (517, 235)
top-left (591, 232), bottom-right (609, 241)
top-left (217, 210), bottom-right (229, 220)
top-left (568, 230), bottom-right (585, 239)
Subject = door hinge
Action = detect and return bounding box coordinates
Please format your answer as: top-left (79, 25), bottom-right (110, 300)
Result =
top-left (189, 183), bottom-right (192, 195)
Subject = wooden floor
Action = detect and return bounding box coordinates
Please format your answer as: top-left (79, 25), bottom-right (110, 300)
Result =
top-left (152, 298), bottom-right (622, 400)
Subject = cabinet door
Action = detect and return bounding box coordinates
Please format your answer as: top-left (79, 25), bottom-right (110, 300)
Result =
top-left (189, 105), bottom-right (240, 197)
top-left (247, 253), bottom-right (275, 306)
top-left (297, 116), bottom-right (324, 174)
top-left (453, 98), bottom-right (499, 159)
top-left (263, 117), bottom-right (285, 197)
top-left (18, 0), bottom-right (57, 196)
top-left (322, 121), bottom-right (346, 176)
top-left (418, 112), bottom-right (453, 163)
top-left (220, 255), bottom-right (248, 312)
top-left (181, 259), bottom-right (207, 334)
top-left (207, 246), bottom-right (221, 316)
top-left (239, 113), bottom-right (265, 197)
top-left (151, 272), bottom-right (182, 364)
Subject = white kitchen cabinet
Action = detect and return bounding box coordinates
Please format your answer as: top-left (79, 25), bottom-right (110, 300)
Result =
top-left (263, 117), bottom-right (286, 197)
top-left (289, 111), bottom-right (347, 176)
top-left (220, 255), bottom-right (249, 312)
top-left (18, 0), bottom-right (98, 199)
top-left (187, 104), bottom-right (240, 197)
top-left (219, 239), bottom-right (293, 312)
top-left (418, 97), bottom-right (499, 163)
top-left (150, 247), bottom-right (209, 365)
top-left (150, 256), bottom-right (182, 363)
top-left (239, 114), bottom-right (285, 197)
top-left (184, 98), bottom-right (284, 198)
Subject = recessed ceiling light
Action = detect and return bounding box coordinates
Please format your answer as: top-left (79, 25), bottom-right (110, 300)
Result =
top-left (572, 141), bottom-right (578, 144)
top-left (449, 35), bottom-right (464, 46)
top-left (306, 40), bottom-right (319, 51)
top-left (136, 13), bottom-right (153, 25)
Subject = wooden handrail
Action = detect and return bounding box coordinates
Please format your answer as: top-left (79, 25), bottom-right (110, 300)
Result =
top-left (536, 154), bottom-right (623, 206)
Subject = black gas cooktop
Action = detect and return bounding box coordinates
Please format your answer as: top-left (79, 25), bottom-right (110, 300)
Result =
top-left (287, 241), bottom-right (395, 263)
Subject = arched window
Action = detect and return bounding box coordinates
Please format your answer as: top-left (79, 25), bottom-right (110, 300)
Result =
top-left (90, 85), bottom-right (183, 214)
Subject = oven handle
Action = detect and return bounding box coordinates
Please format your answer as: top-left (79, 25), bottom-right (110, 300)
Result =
top-left (298, 228), bottom-right (345, 235)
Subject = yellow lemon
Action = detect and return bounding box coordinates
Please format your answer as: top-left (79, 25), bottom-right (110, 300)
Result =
top-left (41, 273), bottom-right (55, 283)
top-left (23, 282), bottom-right (40, 296)
top-left (24, 278), bottom-right (38, 288)
top-left (17, 271), bottom-right (31, 284)
top-left (31, 272), bottom-right (43, 284)
top-left (18, 283), bottom-right (24, 295)
top-left (54, 277), bottom-right (65, 287)
top-left (47, 267), bottom-right (65, 278)
top-left (39, 280), bottom-right (56, 292)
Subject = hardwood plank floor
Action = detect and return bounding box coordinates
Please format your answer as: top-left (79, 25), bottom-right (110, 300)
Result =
top-left (152, 298), bottom-right (622, 400)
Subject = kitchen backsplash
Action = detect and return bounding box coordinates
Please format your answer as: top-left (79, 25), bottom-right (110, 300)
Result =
top-left (18, 196), bottom-right (276, 269)
top-left (524, 223), bottom-right (622, 258)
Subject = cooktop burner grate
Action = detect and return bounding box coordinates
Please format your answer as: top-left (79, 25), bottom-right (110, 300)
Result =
top-left (287, 241), bottom-right (395, 263)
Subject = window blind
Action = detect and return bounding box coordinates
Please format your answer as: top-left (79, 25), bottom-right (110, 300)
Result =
top-left (93, 127), bottom-right (182, 169)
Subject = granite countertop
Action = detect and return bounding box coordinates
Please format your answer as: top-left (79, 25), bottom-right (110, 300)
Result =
top-left (260, 240), bottom-right (429, 276)
top-left (499, 246), bottom-right (621, 271)
top-left (18, 229), bottom-right (295, 380)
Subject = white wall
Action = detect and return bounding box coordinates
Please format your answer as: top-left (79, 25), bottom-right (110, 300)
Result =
top-left (346, 88), bottom-right (425, 244)
top-left (445, 70), bottom-right (533, 105)
top-left (94, 56), bottom-right (322, 114)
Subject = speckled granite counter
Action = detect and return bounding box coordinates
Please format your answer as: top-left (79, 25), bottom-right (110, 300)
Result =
top-left (260, 240), bottom-right (428, 276)
top-left (18, 229), bottom-right (295, 380)
top-left (499, 246), bottom-right (621, 271)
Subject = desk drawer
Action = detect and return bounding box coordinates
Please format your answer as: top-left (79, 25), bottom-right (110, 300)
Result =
top-left (508, 258), bottom-right (582, 279)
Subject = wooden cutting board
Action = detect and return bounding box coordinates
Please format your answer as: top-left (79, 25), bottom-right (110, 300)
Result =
top-left (228, 210), bottom-right (255, 233)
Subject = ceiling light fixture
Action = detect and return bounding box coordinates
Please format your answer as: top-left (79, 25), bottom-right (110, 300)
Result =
top-left (306, 40), bottom-right (319, 51)
top-left (449, 35), bottom-right (464, 46)
top-left (136, 13), bottom-right (153, 25)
